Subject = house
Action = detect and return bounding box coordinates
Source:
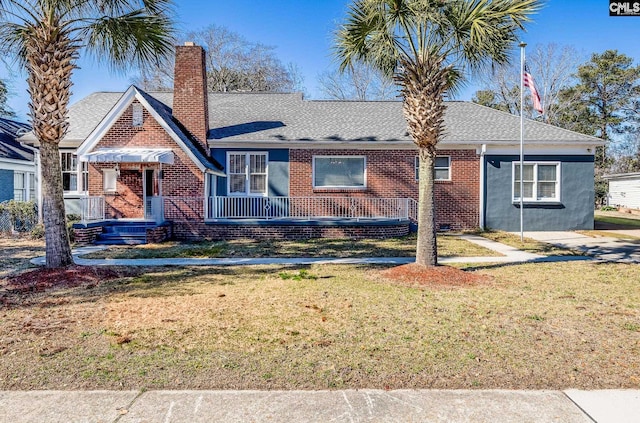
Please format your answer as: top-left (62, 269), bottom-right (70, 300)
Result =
top-left (20, 43), bottom-right (603, 243)
top-left (604, 172), bottom-right (640, 211)
top-left (0, 117), bottom-right (37, 204)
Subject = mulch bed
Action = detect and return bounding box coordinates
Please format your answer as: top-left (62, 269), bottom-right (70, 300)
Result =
top-left (379, 263), bottom-right (490, 288)
top-left (2, 266), bottom-right (133, 294)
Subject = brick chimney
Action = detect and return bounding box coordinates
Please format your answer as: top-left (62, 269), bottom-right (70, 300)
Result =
top-left (173, 42), bottom-right (209, 154)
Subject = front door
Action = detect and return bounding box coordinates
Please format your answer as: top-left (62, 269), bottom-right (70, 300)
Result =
top-left (144, 168), bottom-right (157, 220)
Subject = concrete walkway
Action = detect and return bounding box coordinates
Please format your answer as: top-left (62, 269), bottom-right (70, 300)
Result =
top-left (524, 231), bottom-right (640, 263)
top-left (32, 234), bottom-right (583, 267)
top-left (2, 389), bottom-right (639, 422)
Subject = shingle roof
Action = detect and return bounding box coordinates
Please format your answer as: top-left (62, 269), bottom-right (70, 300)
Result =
top-left (20, 91), bottom-right (602, 147)
top-left (0, 117), bottom-right (33, 162)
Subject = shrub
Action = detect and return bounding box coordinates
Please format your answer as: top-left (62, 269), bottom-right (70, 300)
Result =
top-left (0, 200), bottom-right (38, 233)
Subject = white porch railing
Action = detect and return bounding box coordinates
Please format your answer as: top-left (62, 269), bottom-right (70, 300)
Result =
top-left (80, 196), bottom-right (105, 222)
top-left (208, 196), bottom-right (410, 221)
top-left (78, 196), bottom-right (415, 223)
top-left (408, 198), bottom-right (419, 223)
top-left (145, 196), bottom-right (165, 223)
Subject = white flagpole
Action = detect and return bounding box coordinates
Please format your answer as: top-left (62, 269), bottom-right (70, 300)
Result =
top-left (519, 42), bottom-right (526, 242)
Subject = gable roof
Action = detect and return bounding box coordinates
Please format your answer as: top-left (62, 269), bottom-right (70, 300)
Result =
top-left (75, 86), bottom-right (223, 175)
top-left (20, 90), bottom-right (602, 149)
top-left (0, 117), bottom-right (33, 162)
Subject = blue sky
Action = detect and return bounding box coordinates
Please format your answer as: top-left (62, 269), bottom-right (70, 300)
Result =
top-left (2, 0), bottom-right (640, 121)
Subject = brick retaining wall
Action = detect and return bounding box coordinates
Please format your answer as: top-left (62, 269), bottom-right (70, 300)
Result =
top-left (172, 221), bottom-right (410, 240)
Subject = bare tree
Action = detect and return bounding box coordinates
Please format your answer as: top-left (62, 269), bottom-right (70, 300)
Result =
top-left (473, 43), bottom-right (583, 124)
top-left (133, 24), bottom-right (305, 93)
top-left (318, 61), bottom-right (397, 101)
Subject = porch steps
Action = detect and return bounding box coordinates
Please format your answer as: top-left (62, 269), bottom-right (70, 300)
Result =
top-left (94, 222), bottom-right (158, 245)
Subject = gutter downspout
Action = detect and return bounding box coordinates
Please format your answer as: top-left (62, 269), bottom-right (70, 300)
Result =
top-left (479, 144), bottom-right (486, 231)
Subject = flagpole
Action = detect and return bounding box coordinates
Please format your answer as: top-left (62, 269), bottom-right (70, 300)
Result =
top-left (519, 42), bottom-right (526, 242)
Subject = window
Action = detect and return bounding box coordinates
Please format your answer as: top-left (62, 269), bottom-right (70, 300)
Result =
top-left (13, 172), bottom-right (35, 202)
top-left (13, 172), bottom-right (26, 201)
top-left (415, 156), bottom-right (451, 181)
top-left (513, 162), bottom-right (560, 202)
top-left (60, 152), bottom-right (78, 192)
top-left (132, 103), bottom-right (144, 127)
top-left (28, 173), bottom-right (36, 201)
top-left (80, 162), bottom-right (89, 193)
top-left (313, 156), bottom-right (366, 188)
top-left (227, 152), bottom-right (268, 196)
top-left (103, 169), bottom-right (118, 192)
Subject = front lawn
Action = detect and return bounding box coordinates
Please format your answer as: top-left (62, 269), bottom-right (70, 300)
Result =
top-left (1, 238), bottom-right (639, 390)
top-left (81, 233), bottom-right (498, 260)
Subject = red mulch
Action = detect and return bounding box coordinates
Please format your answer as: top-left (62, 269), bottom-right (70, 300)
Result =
top-left (379, 263), bottom-right (491, 288)
top-left (3, 266), bottom-right (129, 294)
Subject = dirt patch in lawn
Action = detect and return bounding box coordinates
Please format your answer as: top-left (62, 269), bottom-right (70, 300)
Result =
top-left (379, 264), bottom-right (491, 289)
top-left (1, 266), bottom-right (139, 308)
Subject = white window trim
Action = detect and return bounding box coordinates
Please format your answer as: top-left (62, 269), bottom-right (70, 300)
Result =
top-left (13, 171), bottom-right (35, 202)
top-left (60, 151), bottom-right (81, 194)
top-left (103, 169), bottom-right (118, 193)
top-left (415, 155), bottom-right (451, 181)
top-left (312, 155), bottom-right (367, 189)
top-left (226, 151), bottom-right (269, 197)
top-left (512, 161), bottom-right (561, 203)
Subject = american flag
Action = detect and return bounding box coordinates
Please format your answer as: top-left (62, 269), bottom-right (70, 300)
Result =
top-left (523, 65), bottom-right (543, 114)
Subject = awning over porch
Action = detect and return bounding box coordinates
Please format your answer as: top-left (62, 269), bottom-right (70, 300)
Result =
top-left (79, 148), bottom-right (175, 164)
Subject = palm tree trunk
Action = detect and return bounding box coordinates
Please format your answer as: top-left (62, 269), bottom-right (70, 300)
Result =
top-left (399, 59), bottom-right (449, 267)
top-left (416, 148), bottom-right (438, 266)
top-left (39, 141), bottom-right (73, 267)
top-left (26, 26), bottom-right (76, 268)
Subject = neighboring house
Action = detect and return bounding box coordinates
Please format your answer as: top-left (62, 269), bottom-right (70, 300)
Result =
top-left (20, 43), bottom-right (603, 243)
top-left (0, 117), bottom-right (37, 204)
top-left (604, 173), bottom-right (640, 210)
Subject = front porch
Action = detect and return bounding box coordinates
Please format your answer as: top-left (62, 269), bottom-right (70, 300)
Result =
top-left (79, 195), bottom-right (418, 223)
top-left (75, 196), bottom-right (418, 243)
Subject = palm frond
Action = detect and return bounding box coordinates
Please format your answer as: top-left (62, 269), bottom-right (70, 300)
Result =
top-left (83, 11), bottom-right (175, 72)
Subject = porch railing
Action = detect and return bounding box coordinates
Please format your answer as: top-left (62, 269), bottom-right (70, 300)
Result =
top-left (80, 196), bottom-right (105, 222)
top-left (145, 196), bottom-right (165, 223)
top-left (408, 198), bottom-right (419, 223)
top-left (208, 196), bottom-right (410, 221)
top-left (78, 196), bottom-right (414, 223)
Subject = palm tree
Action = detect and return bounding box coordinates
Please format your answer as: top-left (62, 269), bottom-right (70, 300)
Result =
top-left (0, 0), bottom-right (175, 268)
top-left (336, 0), bottom-right (540, 266)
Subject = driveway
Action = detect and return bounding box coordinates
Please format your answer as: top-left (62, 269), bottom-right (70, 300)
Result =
top-left (524, 231), bottom-right (640, 263)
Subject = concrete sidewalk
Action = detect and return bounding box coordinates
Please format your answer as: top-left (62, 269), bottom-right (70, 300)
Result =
top-left (2, 389), bottom-right (639, 422)
top-left (31, 234), bottom-right (578, 267)
top-left (524, 231), bottom-right (640, 263)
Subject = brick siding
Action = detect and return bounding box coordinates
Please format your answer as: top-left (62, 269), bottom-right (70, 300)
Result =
top-left (172, 221), bottom-right (409, 240)
top-left (87, 101), bottom-right (205, 218)
top-left (290, 148), bottom-right (479, 230)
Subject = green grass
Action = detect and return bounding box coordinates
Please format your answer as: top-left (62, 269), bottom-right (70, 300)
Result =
top-left (595, 215), bottom-right (640, 228)
top-left (81, 233), bottom-right (500, 260)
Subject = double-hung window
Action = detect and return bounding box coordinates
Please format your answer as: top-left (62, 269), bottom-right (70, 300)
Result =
top-left (227, 152), bottom-right (268, 196)
top-left (313, 156), bottom-right (366, 189)
top-left (414, 156), bottom-right (451, 181)
top-left (513, 162), bottom-right (560, 202)
top-left (61, 152), bottom-right (78, 192)
top-left (13, 172), bottom-right (35, 202)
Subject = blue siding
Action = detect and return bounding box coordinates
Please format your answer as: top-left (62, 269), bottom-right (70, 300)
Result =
top-left (212, 148), bottom-right (289, 196)
top-left (0, 169), bottom-right (13, 202)
top-left (484, 155), bottom-right (595, 231)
